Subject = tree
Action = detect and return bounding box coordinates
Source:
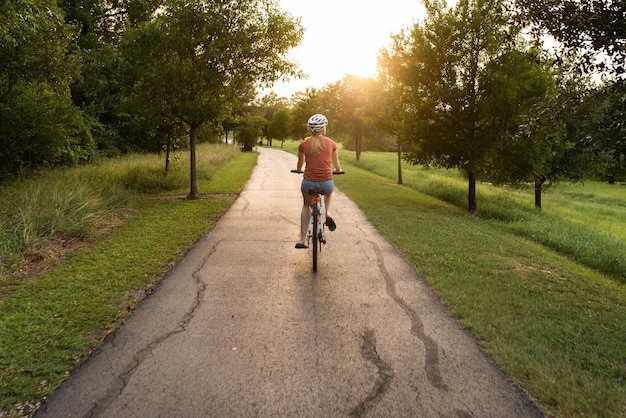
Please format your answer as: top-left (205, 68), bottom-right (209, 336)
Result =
top-left (57, 0), bottom-right (165, 155)
top-left (514, 1), bottom-right (626, 184)
top-left (237, 115), bottom-right (267, 151)
top-left (58, 0), bottom-right (165, 47)
top-left (255, 92), bottom-right (288, 145)
top-left (0, 0), bottom-right (94, 179)
top-left (474, 48), bottom-right (557, 208)
top-left (589, 81), bottom-right (626, 182)
top-left (517, 0), bottom-right (626, 76)
top-left (122, 0), bottom-right (303, 198)
top-left (268, 107), bottom-right (293, 147)
top-left (381, 0), bottom-right (549, 214)
top-left (0, 81), bottom-right (93, 176)
top-left (373, 68), bottom-right (408, 184)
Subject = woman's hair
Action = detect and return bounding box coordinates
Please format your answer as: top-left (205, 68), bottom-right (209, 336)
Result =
top-left (308, 134), bottom-right (324, 157)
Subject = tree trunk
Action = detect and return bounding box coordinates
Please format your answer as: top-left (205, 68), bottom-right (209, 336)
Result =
top-left (356, 134), bottom-right (362, 161)
top-left (535, 176), bottom-right (546, 210)
top-left (397, 141), bottom-right (403, 185)
top-left (165, 135), bottom-right (172, 173)
top-left (188, 126), bottom-right (198, 199)
top-left (468, 171), bottom-right (477, 214)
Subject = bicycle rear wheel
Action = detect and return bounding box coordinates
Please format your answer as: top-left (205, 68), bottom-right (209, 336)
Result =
top-left (312, 209), bottom-right (319, 272)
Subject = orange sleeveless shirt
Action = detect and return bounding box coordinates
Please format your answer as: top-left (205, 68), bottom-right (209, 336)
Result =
top-left (298, 136), bottom-right (337, 182)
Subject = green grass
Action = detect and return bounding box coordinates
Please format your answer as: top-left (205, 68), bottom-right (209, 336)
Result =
top-left (335, 150), bottom-right (626, 280)
top-left (0, 144), bottom-right (242, 277)
top-left (0, 144), bottom-right (257, 411)
top-left (279, 141), bottom-right (626, 417)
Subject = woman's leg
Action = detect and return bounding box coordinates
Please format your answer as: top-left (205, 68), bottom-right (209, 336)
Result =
top-left (323, 192), bottom-right (337, 230)
top-left (299, 193), bottom-right (314, 245)
top-left (324, 192), bottom-right (334, 219)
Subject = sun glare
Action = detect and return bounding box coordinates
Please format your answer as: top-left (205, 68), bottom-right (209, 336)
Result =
top-left (271, 0), bottom-right (426, 98)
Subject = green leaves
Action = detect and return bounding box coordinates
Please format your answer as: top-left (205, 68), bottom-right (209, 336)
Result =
top-left (518, 0), bottom-right (626, 75)
top-left (123, 0), bottom-right (303, 128)
top-left (0, 81), bottom-right (94, 177)
top-left (0, 0), bottom-right (89, 178)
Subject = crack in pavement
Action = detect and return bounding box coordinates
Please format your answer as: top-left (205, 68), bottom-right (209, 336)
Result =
top-left (237, 195), bottom-right (250, 214)
top-left (349, 329), bottom-right (394, 417)
top-left (86, 239), bottom-right (219, 417)
top-left (367, 240), bottom-right (448, 392)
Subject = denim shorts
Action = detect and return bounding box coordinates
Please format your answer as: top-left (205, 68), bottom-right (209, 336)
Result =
top-left (301, 179), bottom-right (334, 195)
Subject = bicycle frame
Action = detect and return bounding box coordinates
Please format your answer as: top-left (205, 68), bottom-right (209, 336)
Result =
top-left (307, 190), bottom-right (326, 272)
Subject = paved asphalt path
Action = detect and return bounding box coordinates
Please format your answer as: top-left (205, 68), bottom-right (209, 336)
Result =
top-left (35, 148), bottom-right (543, 417)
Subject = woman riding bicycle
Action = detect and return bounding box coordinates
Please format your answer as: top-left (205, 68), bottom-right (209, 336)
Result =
top-left (295, 114), bottom-right (343, 249)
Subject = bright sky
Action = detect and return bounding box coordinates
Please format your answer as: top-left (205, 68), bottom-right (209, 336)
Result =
top-left (269, 0), bottom-right (427, 98)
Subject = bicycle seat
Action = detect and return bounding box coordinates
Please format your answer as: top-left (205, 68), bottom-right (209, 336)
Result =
top-left (308, 189), bottom-right (325, 196)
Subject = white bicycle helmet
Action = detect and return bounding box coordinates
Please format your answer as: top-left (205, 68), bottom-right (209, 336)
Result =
top-left (307, 114), bottom-right (328, 133)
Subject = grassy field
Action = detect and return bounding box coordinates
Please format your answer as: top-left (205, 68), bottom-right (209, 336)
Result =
top-left (1, 141), bottom-right (625, 417)
top-left (338, 149), bottom-right (626, 280)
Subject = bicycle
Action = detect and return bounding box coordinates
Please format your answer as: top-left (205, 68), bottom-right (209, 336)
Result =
top-left (291, 170), bottom-right (344, 272)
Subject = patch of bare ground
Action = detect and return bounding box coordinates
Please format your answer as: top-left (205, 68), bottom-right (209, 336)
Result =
top-left (0, 208), bottom-right (134, 301)
top-left (514, 261), bottom-right (562, 277)
top-left (0, 399), bottom-right (44, 418)
top-left (152, 193), bottom-right (236, 201)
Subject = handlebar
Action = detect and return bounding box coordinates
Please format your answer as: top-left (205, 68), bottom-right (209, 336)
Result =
top-left (291, 170), bottom-right (345, 175)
